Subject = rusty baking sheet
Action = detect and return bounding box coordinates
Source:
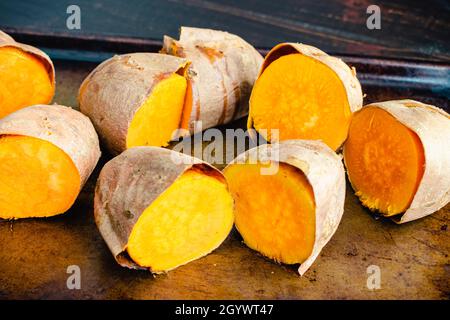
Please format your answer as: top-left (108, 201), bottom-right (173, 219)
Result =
top-left (0, 50), bottom-right (449, 299)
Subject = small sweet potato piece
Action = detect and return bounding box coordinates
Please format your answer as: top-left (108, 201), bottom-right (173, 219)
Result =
top-left (224, 140), bottom-right (345, 275)
top-left (94, 147), bottom-right (234, 273)
top-left (248, 43), bottom-right (362, 150)
top-left (0, 104), bottom-right (100, 219)
top-left (0, 30), bottom-right (55, 119)
top-left (344, 99), bottom-right (450, 223)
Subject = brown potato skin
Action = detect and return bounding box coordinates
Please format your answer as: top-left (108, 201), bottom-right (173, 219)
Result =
top-left (162, 26), bottom-right (264, 133)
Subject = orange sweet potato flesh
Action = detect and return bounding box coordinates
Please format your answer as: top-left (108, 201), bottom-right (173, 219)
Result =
top-left (224, 162), bottom-right (315, 264)
top-left (344, 107), bottom-right (425, 216)
top-left (0, 47), bottom-right (54, 119)
top-left (250, 53), bottom-right (351, 150)
top-left (127, 168), bottom-right (234, 272)
top-left (0, 135), bottom-right (80, 219)
top-left (126, 73), bottom-right (187, 148)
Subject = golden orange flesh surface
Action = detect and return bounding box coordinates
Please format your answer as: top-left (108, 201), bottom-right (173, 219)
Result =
top-left (0, 47), bottom-right (54, 119)
top-left (0, 135), bottom-right (80, 219)
top-left (127, 168), bottom-right (234, 272)
top-left (344, 107), bottom-right (425, 216)
top-left (126, 73), bottom-right (187, 148)
top-left (224, 162), bottom-right (315, 264)
top-left (250, 53), bottom-right (351, 150)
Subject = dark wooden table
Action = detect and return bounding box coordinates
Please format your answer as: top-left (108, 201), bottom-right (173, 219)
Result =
top-left (1, 0), bottom-right (449, 62)
top-left (0, 0), bottom-right (448, 300)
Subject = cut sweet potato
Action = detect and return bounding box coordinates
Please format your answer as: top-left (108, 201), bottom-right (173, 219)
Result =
top-left (94, 147), bottom-right (234, 273)
top-left (0, 104), bottom-right (100, 219)
top-left (224, 140), bottom-right (345, 275)
top-left (79, 53), bottom-right (190, 154)
top-left (344, 100), bottom-right (450, 223)
top-left (0, 30), bottom-right (55, 119)
top-left (127, 168), bottom-right (233, 272)
top-left (225, 162), bottom-right (315, 264)
top-left (0, 135), bottom-right (80, 218)
top-left (126, 73), bottom-right (187, 148)
top-left (344, 107), bottom-right (424, 215)
top-left (248, 43), bottom-right (362, 150)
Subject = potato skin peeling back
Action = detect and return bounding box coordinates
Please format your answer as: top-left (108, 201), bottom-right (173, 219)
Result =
top-left (0, 104), bottom-right (100, 219)
top-left (224, 140), bottom-right (346, 275)
top-left (0, 30), bottom-right (55, 119)
top-left (162, 26), bottom-right (263, 132)
top-left (248, 43), bottom-right (362, 150)
top-left (94, 147), bottom-right (234, 272)
top-left (344, 100), bottom-right (450, 223)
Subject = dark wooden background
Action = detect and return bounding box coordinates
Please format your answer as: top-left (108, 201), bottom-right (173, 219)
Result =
top-left (0, 0), bottom-right (449, 300)
top-left (1, 0), bottom-right (449, 62)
